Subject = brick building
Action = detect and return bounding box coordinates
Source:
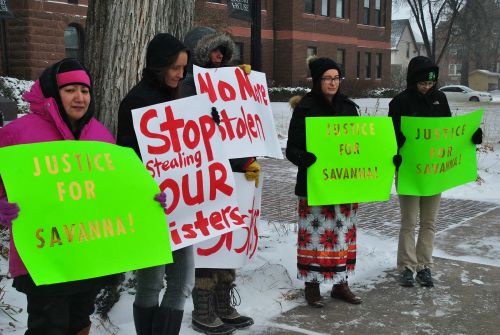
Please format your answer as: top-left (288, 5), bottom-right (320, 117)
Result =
top-left (1, 0), bottom-right (392, 88)
top-left (196, 0), bottom-right (392, 87)
top-left (0, 0), bottom-right (87, 80)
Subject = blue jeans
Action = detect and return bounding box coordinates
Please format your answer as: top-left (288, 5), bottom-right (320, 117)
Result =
top-left (134, 245), bottom-right (194, 310)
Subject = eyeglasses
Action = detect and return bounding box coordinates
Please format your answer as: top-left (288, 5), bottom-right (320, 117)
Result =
top-left (417, 81), bottom-right (436, 88)
top-left (321, 76), bottom-right (343, 84)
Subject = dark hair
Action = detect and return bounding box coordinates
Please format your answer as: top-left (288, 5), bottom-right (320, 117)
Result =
top-left (144, 49), bottom-right (188, 99)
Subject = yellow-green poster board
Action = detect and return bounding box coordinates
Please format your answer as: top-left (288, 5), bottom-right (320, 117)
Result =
top-left (306, 116), bottom-right (397, 205)
top-left (0, 141), bottom-right (172, 285)
top-left (397, 109), bottom-right (484, 196)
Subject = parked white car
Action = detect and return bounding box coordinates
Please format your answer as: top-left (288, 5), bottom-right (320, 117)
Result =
top-left (439, 85), bottom-right (492, 102)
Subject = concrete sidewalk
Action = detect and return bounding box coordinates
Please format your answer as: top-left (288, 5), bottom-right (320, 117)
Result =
top-left (264, 255), bottom-right (499, 335)
top-left (257, 157), bottom-right (500, 335)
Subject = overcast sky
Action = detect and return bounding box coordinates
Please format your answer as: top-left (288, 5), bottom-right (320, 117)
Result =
top-left (392, 2), bottom-right (424, 42)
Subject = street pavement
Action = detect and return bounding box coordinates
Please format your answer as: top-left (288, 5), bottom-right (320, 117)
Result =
top-left (257, 155), bottom-right (500, 335)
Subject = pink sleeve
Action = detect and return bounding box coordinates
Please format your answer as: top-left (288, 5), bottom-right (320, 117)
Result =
top-left (0, 177), bottom-right (6, 199)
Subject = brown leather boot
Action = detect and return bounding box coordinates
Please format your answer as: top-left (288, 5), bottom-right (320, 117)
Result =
top-left (331, 281), bottom-right (362, 304)
top-left (304, 282), bottom-right (324, 308)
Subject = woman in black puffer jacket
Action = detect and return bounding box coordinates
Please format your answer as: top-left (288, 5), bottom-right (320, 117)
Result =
top-left (286, 56), bottom-right (362, 308)
top-left (388, 56), bottom-right (451, 289)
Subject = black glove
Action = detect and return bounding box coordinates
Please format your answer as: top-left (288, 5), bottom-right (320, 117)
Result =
top-left (396, 131), bottom-right (406, 149)
top-left (393, 154), bottom-right (402, 171)
top-left (211, 107), bottom-right (221, 125)
top-left (472, 128), bottom-right (483, 145)
top-left (300, 151), bottom-right (317, 168)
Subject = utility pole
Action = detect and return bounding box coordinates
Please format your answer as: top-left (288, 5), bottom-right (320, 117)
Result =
top-left (250, 0), bottom-right (261, 71)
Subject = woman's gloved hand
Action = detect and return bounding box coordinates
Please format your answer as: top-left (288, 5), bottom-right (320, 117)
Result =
top-left (0, 198), bottom-right (20, 226)
top-left (472, 128), bottom-right (483, 145)
top-left (300, 152), bottom-right (317, 168)
top-left (393, 154), bottom-right (402, 171)
top-left (245, 160), bottom-right (261, 188)
top-left (238, 64), bottom-right (251, 75)
top-left (154, 192), bottom-right (167, 213)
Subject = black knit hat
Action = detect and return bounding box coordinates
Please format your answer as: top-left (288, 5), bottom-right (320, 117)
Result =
top-left (146, 33), bottom-right (188, 69)
top-left (407, 56), bottom-right (439, 86)
top-left (309, 56), bottom-right (342, 83)
top-left (40, 58), bottom-right (91, 99)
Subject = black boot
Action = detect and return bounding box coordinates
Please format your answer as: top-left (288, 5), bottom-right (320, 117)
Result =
top-left (152, 307), bottom-right (184, 335)
top-left (215, 282), bottom-right (254, 329)
top-left (192, 280), bottom-right (235, 335)
top-left (133, 304), bottom-right (157, 335)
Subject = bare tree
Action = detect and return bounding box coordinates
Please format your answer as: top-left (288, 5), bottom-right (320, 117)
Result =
top-left (395, 0), bottom-right (464, 64)
top-left (450, 0), bottom-right (500, 85)
top-left (85, 1), bottom-right (195, 135)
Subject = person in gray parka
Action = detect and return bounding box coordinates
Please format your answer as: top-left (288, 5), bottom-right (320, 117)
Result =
top-left (181, 27), bottom-right (256, 335)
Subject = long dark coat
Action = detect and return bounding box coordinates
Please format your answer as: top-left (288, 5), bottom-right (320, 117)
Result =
top-left (286, 91), bottom-right (359, 197)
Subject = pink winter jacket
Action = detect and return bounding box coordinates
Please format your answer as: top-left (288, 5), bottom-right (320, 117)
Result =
top-left (0, 80), bottom-right (115, 277)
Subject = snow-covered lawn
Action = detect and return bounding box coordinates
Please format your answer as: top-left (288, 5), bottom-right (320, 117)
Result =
top-left (1, 97), bottom-right (499, 334)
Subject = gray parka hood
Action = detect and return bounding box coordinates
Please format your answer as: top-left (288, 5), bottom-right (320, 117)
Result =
top-left (184, 27), bottom-right (235, 68)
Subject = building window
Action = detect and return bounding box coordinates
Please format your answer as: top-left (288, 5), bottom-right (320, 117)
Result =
top-left (365, 52), bottom-right (371, 79)
top-left (336, 0), bottom-right (345, 18)
top-left (375, 0), bottom-right (382, 26)
top-left (336, 49), bottom-right (345, 75)
top-left (307, 46), bottom-right (317, 76)
top-left (376, 53), bottom-right (382, 79)
top-left (448, 64), bottom-right (461, 76)
top-left (234, 42), bottom-right (244, 64)
top-left (363, 0), bottom-right (370, 25)
top-left (406, 42), bottom-right (410, 59)
top-left (64, 25), bottom-right (83, 60)
top-left (305, 0), bottom-right (315, 14)
top-left (448, 45), bottom-right (458, 56)
top-left (321, 0), bottom-right (329, 16)
top-left (356, 51), bottom-right (361, 78)
top-left (68, 0), bottom-right (78, 4)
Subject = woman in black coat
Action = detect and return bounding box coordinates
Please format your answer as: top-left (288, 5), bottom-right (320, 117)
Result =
top-left (117, 33), bottom-right (193, 335)
top-left (388, 56), bottom-right (451, 288)
top-left (286, 57), bottom-right (362, 308)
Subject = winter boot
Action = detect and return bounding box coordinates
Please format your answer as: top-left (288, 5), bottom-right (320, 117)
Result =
top-left (215, 282), bottom-right (254, 329)
top-left (152, 307), bottom-right (184, 335)
top-left (133, 304), bottom-right (157, 335)
top-left (399, 268), bottom-right (415, 287)
top-left (304, 282), bottom-right (324, 308)
top-left (416, 268), bottom-right (434, 287)
top-left (331, 281), bottom-right (362, 304)
top-left (192, 277), bottom-right (235, 335)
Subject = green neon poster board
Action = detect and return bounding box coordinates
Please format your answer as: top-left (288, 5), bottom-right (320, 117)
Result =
top-left (306, 116), bottom-right (397, 205)
top-left (0, 141), bottom-right (172, 285)
top-left (397, 109), bottom-right (484, 196)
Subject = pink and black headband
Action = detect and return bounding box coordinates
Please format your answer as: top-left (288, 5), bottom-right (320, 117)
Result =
top-left (56, 70), bottom-right (91, 89)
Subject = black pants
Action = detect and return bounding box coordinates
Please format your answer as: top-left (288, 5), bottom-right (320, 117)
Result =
top-left (25, 288), bottom-right (97, 335)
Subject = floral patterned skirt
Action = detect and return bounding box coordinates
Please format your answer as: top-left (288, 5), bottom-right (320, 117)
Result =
top-left (297, 197), bottom-right (358, 284)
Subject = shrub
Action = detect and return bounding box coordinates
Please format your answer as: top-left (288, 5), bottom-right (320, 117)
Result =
top-left (0, 76), bottom-right (34, 114)
top-left (367, 87), bottom-right (400, 98)
top-left (268, 87), bottom-right (310, 102)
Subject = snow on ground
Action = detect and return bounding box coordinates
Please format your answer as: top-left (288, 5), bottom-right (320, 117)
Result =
top-left (1, 98), bottom-right (499, 334)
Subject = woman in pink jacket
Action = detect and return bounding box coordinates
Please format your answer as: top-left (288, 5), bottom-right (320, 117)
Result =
top-left (0, 58), bottom-right (115, 335)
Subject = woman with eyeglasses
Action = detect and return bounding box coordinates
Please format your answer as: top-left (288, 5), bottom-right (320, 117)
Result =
top-left (286, 56), bottom-right (362, 308)
top-left (388, 56), bottom-right (452, 288)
